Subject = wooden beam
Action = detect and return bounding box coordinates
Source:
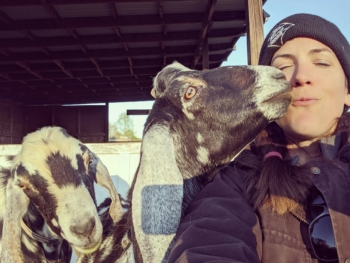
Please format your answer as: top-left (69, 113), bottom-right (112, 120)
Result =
top-left (0, 57), bottom-right (191, 73)
top-left (0, 28), bottom-right (244, 49)
top-left (0, 10), bottom-right (13, 25)
top-left (104, 103), bottom-right (109, 142)
top-left (15, 61), bottom-right (43, 79)
top-left (17, 89), bottom-right (154, 102)
top-left (126, 109), bottom-right (151, 115)
top-left (39, 0), bottom-right (61, 23)
top-left (0, 55), bottom-right (225, 76)
top-left (191, 0), bottom-right (217, 68)
top-left (245, 0), bottom-right (264, 65)
top-left (24, 90), bottom-right (153, 99)
top-left (0, 0), bottom-right (211, 6)
top-left (0, 11), bottom-right (244, 32)
top-left (0, 67), bottom-right (159, 82)
top-left (0, 43), bottom-right (233, 63)
top-left (1, 76), bottom-right (153, 87)
top-left (202, 38), bottom-right (209, 70)
top-left (24, 95), bottom-right (155, 106)
top-left (53, 60), bottom-right (74, 78)
top-left (108, 3), bottom-right (119, 20)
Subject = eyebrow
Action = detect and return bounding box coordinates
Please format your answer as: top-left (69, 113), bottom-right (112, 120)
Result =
top-left (308, 48), bottom-right (332, 55)
top-left (271, 54), bottom-right (295, 64)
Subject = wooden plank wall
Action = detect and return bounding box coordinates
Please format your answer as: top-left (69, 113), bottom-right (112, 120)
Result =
top-left (25, 105), bottom-right (108, 143)
top-left (0, 101), bottom-right (24, 144)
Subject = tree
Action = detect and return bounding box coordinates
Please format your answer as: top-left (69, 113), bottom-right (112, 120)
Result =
top-left (109, 112), bottom-right (141, 141)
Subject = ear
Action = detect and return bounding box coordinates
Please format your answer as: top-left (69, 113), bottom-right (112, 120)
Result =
top-left (345, 91), bottom-right (350, 108)
top-left (151, 61), bottom-right (191, 98)
top-left (131, 124), bottom-right (184, 262)
top-left (1, 177), bottom-right (29, 263)
top-left (344, 79), bottom-right (350, 107)
top-left (345, 93), bottom-right (350, 107)
top-left (93, 154), bottom-right (123, 224)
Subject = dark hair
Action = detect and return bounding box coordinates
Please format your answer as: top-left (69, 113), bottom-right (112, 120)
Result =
top-left (239, 112), bottom-right (350, 215)
top-left (245, 13), bottom-right (350, 214)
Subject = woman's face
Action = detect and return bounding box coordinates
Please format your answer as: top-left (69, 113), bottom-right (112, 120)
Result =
top-left (271, 37), bottom-right (350, 142)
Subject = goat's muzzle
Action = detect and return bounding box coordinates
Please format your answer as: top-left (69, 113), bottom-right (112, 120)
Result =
top-left (70, 218), bottom-right (96, 237)
top-left (72, 238), bottom-right (102, 255)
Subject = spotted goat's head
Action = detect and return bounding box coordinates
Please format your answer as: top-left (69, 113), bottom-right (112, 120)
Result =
top-left (5, 127), bottom-right (122, 256)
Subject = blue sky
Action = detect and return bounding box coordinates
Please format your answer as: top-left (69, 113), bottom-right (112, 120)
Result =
top-left (223, 0), bottom-right (350, 66)
top-left (109, 0), bottom-right (350, 138)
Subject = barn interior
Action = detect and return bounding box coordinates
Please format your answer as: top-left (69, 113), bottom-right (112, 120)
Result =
top-left (0, 0), bottom-right (268, 144)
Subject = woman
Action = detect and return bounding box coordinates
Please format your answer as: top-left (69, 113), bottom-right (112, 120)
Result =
top-left (166, 14), bottom-right (350, 263)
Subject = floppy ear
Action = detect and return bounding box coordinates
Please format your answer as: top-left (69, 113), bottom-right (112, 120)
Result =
top-left (93, 154), bottom-right (123, 224)
top-left (131, 124), bottom-right (184, 263)
top-left (151, 61), bottom-right (191, 98)
top-left (1, 177), bottom-right (29, 263)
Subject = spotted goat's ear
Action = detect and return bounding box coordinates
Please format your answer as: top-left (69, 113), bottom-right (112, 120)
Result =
top-left (151, 61), bottom-right (191, 98)
top-left (1, 175), bottom-right (30, 263)
top-left (90, 151), bottom-right (123, 224)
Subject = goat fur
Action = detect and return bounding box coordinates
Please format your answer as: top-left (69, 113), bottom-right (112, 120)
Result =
top-left (0, 127), bottom-right (122, 263)
top-left (77, 62), bottom-right (292, 263)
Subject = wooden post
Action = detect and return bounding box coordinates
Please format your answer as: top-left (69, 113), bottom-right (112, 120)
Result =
top-left (78, 107), bottom-right (81, 140)
top-left (202, 38), bottom-right (209, 70)
top-left (105, 102), bottom-right (109, 142)
top-left (51, 106), bottom-right (55, 125)
top-left (10, 106), bottom-right (13, 144)
top-left (245, 0), bottom-right (264, 65)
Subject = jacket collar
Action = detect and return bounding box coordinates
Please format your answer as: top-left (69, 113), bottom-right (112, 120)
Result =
top-left (320, 133), bottom-right (342, 160)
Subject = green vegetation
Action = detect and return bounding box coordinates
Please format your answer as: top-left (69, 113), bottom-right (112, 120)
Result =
top-left (109, 112), bottom-right (141, 141)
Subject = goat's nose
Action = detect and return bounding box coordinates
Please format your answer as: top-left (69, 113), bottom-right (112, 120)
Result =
top-left (272, 71), bottom-right (286, 80)
top-left (70, 218), bottom-right (96, 237)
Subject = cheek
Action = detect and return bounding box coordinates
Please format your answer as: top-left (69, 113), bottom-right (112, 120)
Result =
top-left (327, 80), bottom-right (349, 109)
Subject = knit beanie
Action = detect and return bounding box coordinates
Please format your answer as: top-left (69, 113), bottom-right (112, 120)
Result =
top-left (259, 13), bottom-right (350, 89)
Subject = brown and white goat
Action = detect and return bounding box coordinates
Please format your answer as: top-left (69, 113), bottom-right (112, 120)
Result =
top-left (76, 62), bottom-right (292, 263)
top-left (0, 127), bottom-right (122, 263)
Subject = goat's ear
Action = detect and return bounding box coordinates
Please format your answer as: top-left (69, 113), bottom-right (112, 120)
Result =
top-left (151, 62), bottom-right (190, 98)
top-left (1, 176), bottom-right (29, 263)
top-left (93, 154), bottom-right (123, 224)
top-left (131, 124), bottom-right (184, 261)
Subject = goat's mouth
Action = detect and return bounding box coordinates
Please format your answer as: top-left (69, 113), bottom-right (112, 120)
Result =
top-left (262, 90), bottom-right (292, 104)
top-left (72, 238), bottom-right (102, 254)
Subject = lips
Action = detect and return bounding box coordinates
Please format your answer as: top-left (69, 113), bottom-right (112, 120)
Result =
top-left (292, 97), bottom-right (319, 106)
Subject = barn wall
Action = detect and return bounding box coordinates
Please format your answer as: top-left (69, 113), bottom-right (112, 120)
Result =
top-left (0, 101), bottom-right (24, 144)
top-left (25, 105), bottom-right (108, 143)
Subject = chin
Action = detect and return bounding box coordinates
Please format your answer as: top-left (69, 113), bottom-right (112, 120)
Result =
top-left (281, 122), bottom-right (337, 142)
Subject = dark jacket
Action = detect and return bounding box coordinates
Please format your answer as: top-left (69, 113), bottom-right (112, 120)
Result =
top-left (167, 134), bottom-right (350, 263)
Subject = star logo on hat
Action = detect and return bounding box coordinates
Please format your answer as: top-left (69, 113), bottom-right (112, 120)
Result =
top-left (267, 22), bottom-right (295, 47)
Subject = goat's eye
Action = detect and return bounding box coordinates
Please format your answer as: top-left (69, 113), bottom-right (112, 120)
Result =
top-left (89, 160), bottom-right (93, 166)
top-left (16, 181), bottom-right (28, 190)
top-left (185, 86), bottom-right (197, 100)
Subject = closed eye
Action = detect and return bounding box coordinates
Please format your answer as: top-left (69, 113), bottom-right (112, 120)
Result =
top-left (315, 60), bottom-right (330, 67)
top-left (278, 63), bottom-right (294, 70)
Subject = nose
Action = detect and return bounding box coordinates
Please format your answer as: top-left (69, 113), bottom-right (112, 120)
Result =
top-left (70, 218), bottom-right (96, 237)
top-left (290, 64), bottom-right (312, 88)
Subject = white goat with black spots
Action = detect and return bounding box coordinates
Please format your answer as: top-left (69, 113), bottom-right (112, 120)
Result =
top-left (77, 62), bottom-right (292, 263)
top-left (0, 127), bottom-right (123, 263)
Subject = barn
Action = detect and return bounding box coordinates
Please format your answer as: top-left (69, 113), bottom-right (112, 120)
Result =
top-left (0, 0), bottom-right (268, 144)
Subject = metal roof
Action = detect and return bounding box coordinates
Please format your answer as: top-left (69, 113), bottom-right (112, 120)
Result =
top-left (0, 0), bottom-right (266, 105)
